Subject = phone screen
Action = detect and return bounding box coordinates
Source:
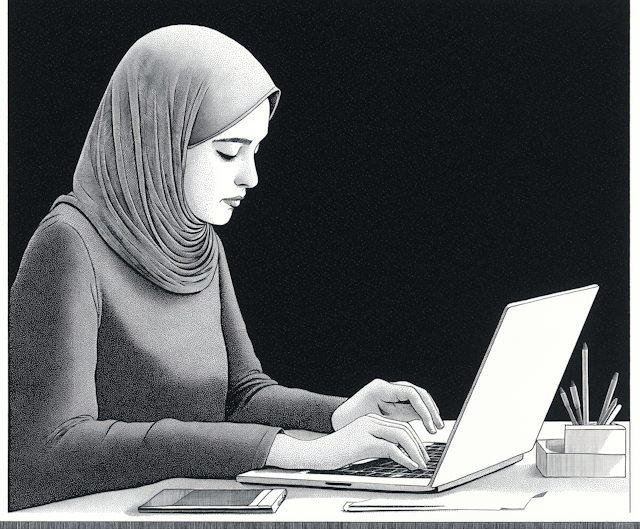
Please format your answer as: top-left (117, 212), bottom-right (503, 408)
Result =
top-left (174, 489), bottom-right (262, 507)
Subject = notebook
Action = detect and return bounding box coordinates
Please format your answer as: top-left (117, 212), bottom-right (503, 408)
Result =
top-left (237, 284), bottom-right (599, 492)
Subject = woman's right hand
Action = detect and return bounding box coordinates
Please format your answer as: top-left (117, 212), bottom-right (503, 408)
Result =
top-left (265, 414), bottom-right (429, 471)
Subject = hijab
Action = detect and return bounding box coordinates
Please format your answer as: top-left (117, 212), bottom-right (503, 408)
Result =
top-left (53, 25), bottom-right (280, 294)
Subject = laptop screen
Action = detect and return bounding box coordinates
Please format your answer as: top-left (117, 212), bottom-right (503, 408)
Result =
top-left (431, 285), bottom-right (599, 489)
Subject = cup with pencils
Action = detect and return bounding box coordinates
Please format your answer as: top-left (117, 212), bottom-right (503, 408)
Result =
top-left (558, 344), bottom-right (622, 426)
top-left (536, 343), bottom-right (626, 478)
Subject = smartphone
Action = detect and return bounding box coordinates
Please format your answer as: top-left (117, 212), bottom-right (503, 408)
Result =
top-left (138, 488), bottom-right (287, 513)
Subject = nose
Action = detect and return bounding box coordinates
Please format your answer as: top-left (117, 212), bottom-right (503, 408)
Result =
top-left (234, 157), bottom-right (259, 189)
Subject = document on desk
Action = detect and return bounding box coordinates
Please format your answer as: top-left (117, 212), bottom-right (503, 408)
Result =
top-left (343, 491), bottom-right (547, 512)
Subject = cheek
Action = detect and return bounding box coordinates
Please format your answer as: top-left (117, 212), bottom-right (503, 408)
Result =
top-left (184, 152), bottom-right (215, 210)
top-left (186, 150), bottom-right (211, 185)
top-left (195, 170), bottom-right (219, 199)
top-left (186, 157), bottom-right (240, 210)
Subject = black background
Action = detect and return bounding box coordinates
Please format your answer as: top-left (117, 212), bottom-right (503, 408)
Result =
top-left (9, 0), bottom-right (629, 421)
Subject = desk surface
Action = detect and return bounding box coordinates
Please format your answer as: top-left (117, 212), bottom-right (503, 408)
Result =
top-left (9, 421), bottom-right (632, 522)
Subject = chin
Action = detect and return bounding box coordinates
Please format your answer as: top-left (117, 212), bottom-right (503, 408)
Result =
top-left (193, 205), bottom-right (234, 226)
top-left (209, 211), bottom-right (234, 226)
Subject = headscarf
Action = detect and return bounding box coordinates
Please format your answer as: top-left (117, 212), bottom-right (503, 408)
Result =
top-left (53, 25), bottom-right (280, 294)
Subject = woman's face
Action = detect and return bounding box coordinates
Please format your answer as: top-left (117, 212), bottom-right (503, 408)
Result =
top-left (184, 100), bottom-right (270, 225)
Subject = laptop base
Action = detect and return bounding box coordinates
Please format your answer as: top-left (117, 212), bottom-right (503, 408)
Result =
top-left (237, 453), bottom-right (523, 493)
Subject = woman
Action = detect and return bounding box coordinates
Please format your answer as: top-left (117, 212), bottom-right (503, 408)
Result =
top-left (9, 25), bottom-right (443, 511)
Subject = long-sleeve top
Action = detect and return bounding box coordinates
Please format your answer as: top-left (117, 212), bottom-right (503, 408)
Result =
top-left (9, 203), bottom-right (346, 511)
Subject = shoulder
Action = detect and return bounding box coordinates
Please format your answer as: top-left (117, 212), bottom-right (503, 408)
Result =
top-left (13, 205), bottom-right (99, 289)
top-left (40, 203), bottom-right (101, 248)
top-left (11, 204), bottom-right (104, 318)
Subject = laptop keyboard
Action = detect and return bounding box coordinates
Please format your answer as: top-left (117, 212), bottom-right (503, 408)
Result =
top-left (309, 442), bottom-right (445, 479)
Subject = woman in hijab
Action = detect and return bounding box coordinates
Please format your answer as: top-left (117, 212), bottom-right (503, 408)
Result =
top-left (9, 25), bottom-right (443, 511)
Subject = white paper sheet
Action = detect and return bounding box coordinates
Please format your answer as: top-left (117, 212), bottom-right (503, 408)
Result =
top-left (343, 491), bottom-right (547, 512)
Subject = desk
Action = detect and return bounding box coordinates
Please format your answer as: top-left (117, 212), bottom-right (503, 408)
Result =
top-left (8, 422), bottom-right (631, 522)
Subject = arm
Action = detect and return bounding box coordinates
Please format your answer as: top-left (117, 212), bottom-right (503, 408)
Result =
top-left (217, 237), bottom-right (346, 432)
top-left (9, 221), bottom-right (281, 511)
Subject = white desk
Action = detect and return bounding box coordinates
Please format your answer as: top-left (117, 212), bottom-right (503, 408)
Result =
top-left (8, 422), bottom-right (632, 522)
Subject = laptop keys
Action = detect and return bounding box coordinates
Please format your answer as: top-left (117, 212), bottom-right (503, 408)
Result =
top-left (309, 442), bottom-right (445, 479)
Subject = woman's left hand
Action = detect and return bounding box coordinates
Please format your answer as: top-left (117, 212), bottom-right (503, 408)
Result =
top-left (331, 378), bottom-right (445, 434)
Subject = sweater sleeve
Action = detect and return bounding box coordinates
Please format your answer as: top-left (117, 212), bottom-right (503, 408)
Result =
top-left (9, 220), bottom-right (281, 511)
top-left (218, 237), bottom-right (347, 432)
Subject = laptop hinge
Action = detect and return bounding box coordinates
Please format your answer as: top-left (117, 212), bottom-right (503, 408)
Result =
top-left (431, 453), bottom-right (523, 491)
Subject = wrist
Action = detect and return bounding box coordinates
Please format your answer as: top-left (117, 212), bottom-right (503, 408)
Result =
top-left (331, 399), bottom-right (353, 431)
top-left (266, 433), bottom-right (339, 470)
top-left (265, 433), bottom-right (311, 469)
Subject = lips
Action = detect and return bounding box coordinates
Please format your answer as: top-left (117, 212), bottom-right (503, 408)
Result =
top-left (222, 196), bottom-right (244, 208)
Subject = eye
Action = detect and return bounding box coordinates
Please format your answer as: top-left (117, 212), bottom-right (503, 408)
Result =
top-left (214, 142), bottom-right (243, 161)
top-left (217, 151), bottom-right (237, 161)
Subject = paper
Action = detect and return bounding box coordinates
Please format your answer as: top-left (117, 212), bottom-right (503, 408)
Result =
top-left (343, 491), bottom-right (547, 512)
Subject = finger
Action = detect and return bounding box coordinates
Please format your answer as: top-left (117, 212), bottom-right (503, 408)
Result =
top-left (394, 381), bottom-right (441, 415)
top-left (385, 443), bottom-right (420, 470)
top-left (393, 382), bottom-right (444, 431)
top-left (396, 381), bottom-right (444, 429)
top-left (370, 414), bottom-right (429, 463)
top-left (384, 383), bottom-right (436, 434)
top-left (374, 382), bottom-right (435, 434)
top-left (368, 415), bottom-right (428, 467)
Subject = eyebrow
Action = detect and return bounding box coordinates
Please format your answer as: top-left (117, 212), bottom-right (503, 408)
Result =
top-left (212, 137), bottom-right (252, 145)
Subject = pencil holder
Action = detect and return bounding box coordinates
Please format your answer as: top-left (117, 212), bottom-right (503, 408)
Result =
top-left (564, 423), bottom-right (626, 454)
top-left (536, 423), bottom-right (626, 478)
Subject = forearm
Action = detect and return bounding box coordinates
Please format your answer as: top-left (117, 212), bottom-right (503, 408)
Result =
top-left (229, 383), bottom-right (347, 432)
top-left (11, 416), bottom-right (281, 511)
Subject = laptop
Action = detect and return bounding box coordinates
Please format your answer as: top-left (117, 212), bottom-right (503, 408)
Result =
top-left (237, 284), bottom-right (599, 492)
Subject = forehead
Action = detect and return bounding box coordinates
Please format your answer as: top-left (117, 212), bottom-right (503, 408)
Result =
top-left (213, 100), bottom-right (270, 142)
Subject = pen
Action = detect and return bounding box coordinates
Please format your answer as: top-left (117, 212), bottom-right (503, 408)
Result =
top-left (599, 398), bottom-right (617, 425)
top-left (597, 372), bottom-right (619, 425)
top-left (582, 343), bottom-right (589, 425)
top-left (559, 387), bottom-right (579, 425)
top-left (604, 404), bottom-right (622, 425)
top-left (570, 381), bottom-right (583, 425)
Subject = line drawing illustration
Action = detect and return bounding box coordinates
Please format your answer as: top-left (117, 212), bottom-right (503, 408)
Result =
top-left (6, 0), bottom-right (631, 523)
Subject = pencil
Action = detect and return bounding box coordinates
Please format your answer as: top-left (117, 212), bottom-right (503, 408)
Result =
top-left (570, 380), bottom-right (583, 425)
top-left (582, 343), bottom-right (589, 425)
top-left (599, 398), bottom-right (618, 425)
top-left (559, 387), bottom-right (579, 425)
top-left (597, 372), bottom-right (619, 424)
top-left (604, 404), bottom-right (622, 425)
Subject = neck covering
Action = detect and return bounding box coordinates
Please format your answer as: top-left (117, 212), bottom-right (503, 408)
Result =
top-left (53, 25), bottom-right (280, 294)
